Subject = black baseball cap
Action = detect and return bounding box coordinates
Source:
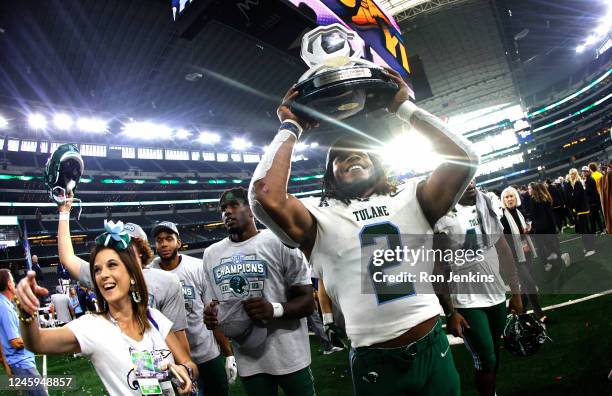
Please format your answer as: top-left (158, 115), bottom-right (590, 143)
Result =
top-left (151, 221), bottom-right (180, 239)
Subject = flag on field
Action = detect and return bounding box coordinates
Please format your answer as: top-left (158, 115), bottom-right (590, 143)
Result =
top-left (22, 220), bottom-right (32, 271)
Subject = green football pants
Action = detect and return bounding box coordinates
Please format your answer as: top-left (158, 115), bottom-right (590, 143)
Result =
top-left (240, 366), bottom-right (316, 396)
top-left (350, 320), bottom-right (460, 396)
top-left (197, 354), bottom-right (229, 396)
top-left (458, 301), bottom-right (506, 372)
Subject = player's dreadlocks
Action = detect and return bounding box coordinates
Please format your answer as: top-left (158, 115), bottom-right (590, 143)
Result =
top-left (319, 135), bottom-right (396, 206)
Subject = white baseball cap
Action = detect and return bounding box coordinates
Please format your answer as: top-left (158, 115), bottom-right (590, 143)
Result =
top-left (217, 300), bottom-right (267, 350)
top-left (124, 222), bottom-right (147, 240)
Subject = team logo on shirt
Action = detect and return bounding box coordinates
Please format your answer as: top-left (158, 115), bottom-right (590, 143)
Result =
top-left (213, 253), bottom-right (268, 298)
top-left (180, 280), bottom-right (196, 312)
top-left (229, 275), bottom-right (249, 297)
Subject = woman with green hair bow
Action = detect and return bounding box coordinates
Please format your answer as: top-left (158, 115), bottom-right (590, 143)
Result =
top-left (15, 220), bottom-right (198, 396)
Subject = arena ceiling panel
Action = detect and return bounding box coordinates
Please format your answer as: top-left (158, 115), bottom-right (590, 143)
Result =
top-left (0, 0), bottom-right (305, 133)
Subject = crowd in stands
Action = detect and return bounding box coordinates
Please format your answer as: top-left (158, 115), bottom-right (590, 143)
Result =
top-left (486, 160), bottom-right (610, 267)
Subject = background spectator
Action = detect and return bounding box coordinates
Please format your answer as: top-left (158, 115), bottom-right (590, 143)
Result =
top-left (500, 187), bottom-right (547, 324)
top-left (582, 166), bottom-right (605, 234)
top-left (50, 287), bottom-right (74, 323)
top-left (0, 269), bottom-right (47, 396)
top-left (567, 168), bottom-right (596, 256)
top-left (69, 287), bottom-right (83, 318)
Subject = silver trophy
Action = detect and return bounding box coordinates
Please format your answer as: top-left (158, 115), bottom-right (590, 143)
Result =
top-left (292, 23), bottom-right (399, 122)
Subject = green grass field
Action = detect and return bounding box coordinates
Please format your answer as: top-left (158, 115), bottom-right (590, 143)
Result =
top-left (2, 233), bottom-right (610, 395)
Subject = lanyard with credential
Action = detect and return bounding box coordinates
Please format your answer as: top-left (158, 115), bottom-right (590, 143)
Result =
top-left (108, 312), bottom-right (172, 396)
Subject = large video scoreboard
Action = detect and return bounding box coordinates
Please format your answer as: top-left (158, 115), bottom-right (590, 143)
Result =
top-left (172, 0), bottom-right (415, 99)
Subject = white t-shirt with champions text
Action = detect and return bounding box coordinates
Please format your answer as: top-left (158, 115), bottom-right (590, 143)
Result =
top-left (202, 230), bottom-right (312, 377)
top-left (149, 255), bottom-right (220, 364)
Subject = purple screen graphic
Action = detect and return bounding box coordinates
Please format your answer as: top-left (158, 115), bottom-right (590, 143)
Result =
top-left (288, 0), bottom-right (412, 97)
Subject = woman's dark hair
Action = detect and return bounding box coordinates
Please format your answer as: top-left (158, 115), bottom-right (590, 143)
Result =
top-left (89, 244), bottom-right (150, 331)
top-left (529, 182), bottom-right (552, 203)
top-left (320, 152), bottom-right (395, 206)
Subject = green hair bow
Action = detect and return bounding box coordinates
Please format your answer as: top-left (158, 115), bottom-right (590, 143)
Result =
top-left (95, 220), bottom-right (131, 250)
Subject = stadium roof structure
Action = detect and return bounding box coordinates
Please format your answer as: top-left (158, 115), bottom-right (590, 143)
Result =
top-left (0, 0), bottom-right (305, 133)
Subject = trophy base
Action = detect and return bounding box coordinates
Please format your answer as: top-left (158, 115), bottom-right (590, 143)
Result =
top-left (292, 66), bottom-right (399, 121)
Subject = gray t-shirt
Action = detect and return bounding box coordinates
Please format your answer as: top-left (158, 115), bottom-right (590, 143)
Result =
top-left (78, 259), bottom-right (187, 332)
top-left (202, 229), bottom-right (312, 377)
top-left (149, 254), bottom-right (220, 364)
top-left (50, 293), bottom-right (72, 323)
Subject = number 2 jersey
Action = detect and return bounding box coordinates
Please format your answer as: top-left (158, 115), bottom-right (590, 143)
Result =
top-left (301, 178), bottom-right (441, 348)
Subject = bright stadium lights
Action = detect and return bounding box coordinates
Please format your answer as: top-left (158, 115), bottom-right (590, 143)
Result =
top-left (584, 35), bottom-right (598, 46)
top-left (175, 129), bottom-right (191, 139)
top-left (77, 117), bottom-right (107, 133)
top-left (231, 137), bottom-right (252, 151)
top-left (576, 5), bottom-right (612, 53)
top-left (295, 142), bottom-right (308, 151)
top-left (197, 132), bottom-right (221, 144)
top-left (381, 132), bottom-right (442, 174)
top-left (123, 122), bottom-right (172, 140)
top-left (28, 113), bottom-right (47, 129)
top-left (310, 142), bottom-right (319, 148)
top-left (53, 113), bottom-right (73, 130)
top-left (0, 115), bottom-right (7, 129)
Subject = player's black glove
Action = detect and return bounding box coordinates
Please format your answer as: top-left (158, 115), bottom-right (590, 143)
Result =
top-left (322, 313), bottom-right (347, 346)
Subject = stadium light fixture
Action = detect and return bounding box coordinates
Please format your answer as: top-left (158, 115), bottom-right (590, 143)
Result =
top-left (124, 121), bottom-right (172, 140)
top-left (77, 117), bottom-right (107, 133)
top-left (594, 24), bottom-right (609, 36)
top-left (53, 113), bottom-right (73, 130)
top-left (310, 142), bottom-right (319, 148)
top-left (175, 129), bottom-right (191, 139)
top-left (575, 5), bottom-right (612, 53)
top-left (381, 132), bottom-right (442, 174)
top-left (584, 35), bottom-right (598, 46)
top-left (28, 113), bottom-right (47, 129)
top-left (295, 142), bottom-right (308, 151)
top-left (0, 115), bottom-right (7, 129)
top-left (198, 132), bottom-right (221, 144)
top-left (231, 137), bottom-right (252, 151)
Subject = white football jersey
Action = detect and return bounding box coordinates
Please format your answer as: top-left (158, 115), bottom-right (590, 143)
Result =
top-left (301, 178), bottom-right (441, 348)
top-left (434, 203), bottom-right (506, 308)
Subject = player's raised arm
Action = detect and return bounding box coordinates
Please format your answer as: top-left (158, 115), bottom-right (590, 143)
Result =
top-left (249, 88), bottom-right (318, 254)
top-left (385, 69), bottom-right (479, 226)
top-left (57, 193), bottom-right (92, 286)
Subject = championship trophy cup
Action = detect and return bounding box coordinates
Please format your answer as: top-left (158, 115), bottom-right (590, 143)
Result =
top-left (292, 23), bottom-right (400, 122)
